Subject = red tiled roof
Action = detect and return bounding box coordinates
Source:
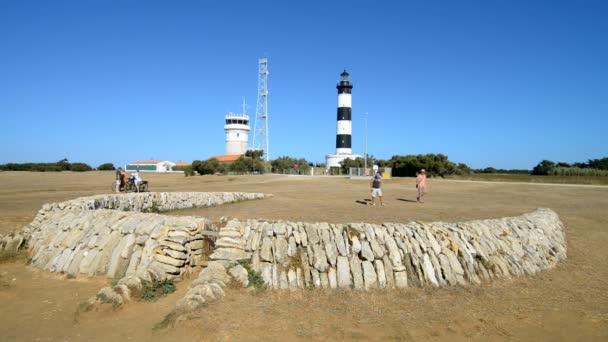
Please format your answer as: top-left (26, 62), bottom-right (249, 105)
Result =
top-left (130, 160), bottom-right (164, 165)
top-left (175, 161), bottom-right (190, 167)
top-left (208, 155), bottom-right (242, 162)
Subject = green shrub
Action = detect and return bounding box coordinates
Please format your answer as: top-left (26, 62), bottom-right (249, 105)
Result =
top-left (140, 279), bottom-right (176, 301)
top-left (238, 260), bottom-right (267, 290)
top-left (97, 163), bottom-right (115, 171)
top-left (142, 202), bottom-right (161, 213)
top-left (70, 163), bottom-right (93, 172)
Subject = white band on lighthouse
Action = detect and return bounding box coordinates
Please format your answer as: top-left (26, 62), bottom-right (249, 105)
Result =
top-left (338, 94), bottom-right (352, 108)
top-left (336, 120), bottom-right (352, 135)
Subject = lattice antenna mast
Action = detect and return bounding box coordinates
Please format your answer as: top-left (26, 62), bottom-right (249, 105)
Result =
top-left (252, 58), bottom-right (269, 161)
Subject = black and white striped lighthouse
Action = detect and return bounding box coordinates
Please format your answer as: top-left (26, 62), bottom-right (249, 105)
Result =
top-left (336, 70), bottom-right (353, 155)
top-left (326, 69), bottom-right (360, 169)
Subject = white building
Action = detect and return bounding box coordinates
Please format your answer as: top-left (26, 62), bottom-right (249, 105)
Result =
top-left (225, 113), bottom-right (250, 156)
top-left (126, 160), bottom-right (180, 172)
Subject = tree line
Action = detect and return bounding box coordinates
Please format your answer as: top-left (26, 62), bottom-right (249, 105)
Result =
top-left (531, 158), bottom-right (608, 176)
top-left (0, 159), bottom-right (109, 172)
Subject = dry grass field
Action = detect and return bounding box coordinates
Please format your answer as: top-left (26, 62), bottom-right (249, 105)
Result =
top-left (1, 171), bottom-right (607, 341)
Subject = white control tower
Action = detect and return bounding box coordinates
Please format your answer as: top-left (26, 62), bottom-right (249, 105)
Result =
top-left (225, 113), bottom-right (250, 155)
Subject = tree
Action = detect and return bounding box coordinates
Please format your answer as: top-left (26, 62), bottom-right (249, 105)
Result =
top-left (588, 157), bottom-right (608, 170)
top-left (245, 149), bottom-right (264, 160)
top-left (532, 160), bottom-right (556, 175)
top-left (97, 163), bottom-right (115, 171)
top-left (271, 156), bottom-right (311, 174)
top-left (339, 157), bottom-right (365, 174)
top-left (70, 163), bottom-right (93, 172)
top-left (193, 159), bottom-right (223, 175)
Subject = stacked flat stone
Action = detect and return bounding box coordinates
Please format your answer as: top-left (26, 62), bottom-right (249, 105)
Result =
top-left (22, 192), bottom-right (264, 280)
top-left (220, 208), bottom-right (566, 290)
top-left (27, 210), bottom-right (211, 280)
top-left (168, 208), bottom-right (566, 317)
top-left (17, 192), bottom-right (265, 307)
top-left (171, 220), bottom-right (251, 314)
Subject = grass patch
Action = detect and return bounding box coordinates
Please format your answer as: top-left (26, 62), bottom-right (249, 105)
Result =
top-left (287, 248), bottom-right (304, 270)
top-left (0, 242), bottom-right (28, 264)
top-left (238, 260), bottom-right (267, 291)
top-left (142, 202), bottom-right (161, 214)
top-left (140, 279), bottom-right (176, 302)
top-left (347, 227), bottom-right (361, 239)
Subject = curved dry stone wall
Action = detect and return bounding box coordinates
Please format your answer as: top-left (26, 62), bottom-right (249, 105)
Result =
top-left (11, 191), bottom-right (566, 315)
top-left (173, 208), bottom-right (566, 315)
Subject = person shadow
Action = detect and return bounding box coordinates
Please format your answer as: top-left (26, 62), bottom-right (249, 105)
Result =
top-left (397, 198), bottom-right (417, 203)
top-left (355, 199), bottom-right (372, 205)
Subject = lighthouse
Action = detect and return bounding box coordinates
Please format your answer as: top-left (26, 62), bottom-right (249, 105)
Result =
top-left (326, 70), bottom-right (360, 170)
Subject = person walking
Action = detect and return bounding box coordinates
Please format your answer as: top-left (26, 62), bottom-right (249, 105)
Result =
top-left (369, 172), bottom-right (385, 206)
top-left (114, 167), bottom-right (122, 193)
top-left (416, 169), bottom-right (427, 202)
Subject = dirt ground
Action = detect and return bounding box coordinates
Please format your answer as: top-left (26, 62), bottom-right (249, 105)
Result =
top-left (0, 171), bottom-right (607, 341)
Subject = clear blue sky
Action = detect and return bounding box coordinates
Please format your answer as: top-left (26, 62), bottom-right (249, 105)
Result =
top-left (1, 0), bottom-right (606, 169)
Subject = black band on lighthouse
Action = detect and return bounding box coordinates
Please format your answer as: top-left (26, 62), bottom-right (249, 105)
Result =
top-left (337, 83), bottom-right (353, 94)
top-left (336, 134), bottom-right (352, 149)
top-left (337, 107), bottom-right (351, 121)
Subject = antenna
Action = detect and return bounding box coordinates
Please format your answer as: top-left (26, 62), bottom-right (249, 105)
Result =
top-left (252, 57), bottom-right (269, 161)
top-left (365, 112), bottom-right (368, 170)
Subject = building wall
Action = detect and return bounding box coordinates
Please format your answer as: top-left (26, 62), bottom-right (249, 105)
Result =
top-left (126, 164), bottom-right (157, 171)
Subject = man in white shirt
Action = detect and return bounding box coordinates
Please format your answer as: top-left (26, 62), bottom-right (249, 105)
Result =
top-left (132, 169), bottom-right (142, 192)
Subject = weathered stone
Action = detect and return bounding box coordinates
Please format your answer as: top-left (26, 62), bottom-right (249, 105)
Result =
top-left (260, 237), bottom-right (273, 262)
top-left (422, 254), bottom-right (439, 286)
top-left (337, 256), bottom-right (351, 288)
top-left (360, 240), bottom-right (375, 261)
top-left (394, 271), bottom-right (408, 288)
top-left (154, 254), bottom-right (185, 267)
top-left (187, 239), bottom-right (205, 250)
top-left (272, 264), bottom-right (279, 289)
top-left (320, 272), bottom-right (329, 289)
top-left (215, 237), bottom-right (246, 250)
top-left (311, 268), bottom-right (321, 287)
top-left (312, 245), bottom-right (329, 272)
top-left (260, 262), bottom-right (272, 286)
top-left (97, 286), bottom-right (123, 306)
top-left (273, 223), bottom-right (287, 235)
top-left (304, 224), bottom-right (320, 245)
top-left (351, 235), bottom-right (362, 254)
top-left (324, 240), bottom-right (338, 267)
top-left (228, 265), bottom-right (249, 287)
top-left (362, 261), bottom-right (378, 290)
top-left (159, 240), bottom-right (187, 253)
top-left (375, 260), bottom-right (387, 288)
top-left (288, 236), bottom-right (297, 257)
top-left (328, 267), bottom-right (338, 289)
top-left (370, 238), bottom-right (385, 259)
top-left (274, 236), bottom-right (289, 264)
top-left (162, 248), bottom-right (187, 260)
top-left (209, 248), bottom-right (251, 262)
top-left (279, 270), bottom-right (289, 290)
top-left (350, 256), bottom-right (364, 290)
top-left (332, 226), bottom-right (347, 256)
top-left (382, 256), bottom-right (395, 289)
